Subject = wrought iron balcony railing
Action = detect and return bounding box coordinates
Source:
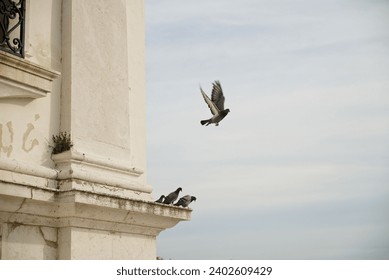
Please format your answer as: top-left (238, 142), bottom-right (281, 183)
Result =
top-left (0, 0), bottom-right (25, 58)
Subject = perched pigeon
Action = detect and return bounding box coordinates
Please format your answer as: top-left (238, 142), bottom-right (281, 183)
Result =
top-left (174, 195), bottom-right (197, 207)
top-left (200, 80), bottom-right (230, 126)
top-left (163, 187), bottom-right (182, 204)
top-left (154, 195), bottom-right (165, 203)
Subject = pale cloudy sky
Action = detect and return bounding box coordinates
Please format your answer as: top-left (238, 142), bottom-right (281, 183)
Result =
top-left (144, 0), bottom-right (389, 259)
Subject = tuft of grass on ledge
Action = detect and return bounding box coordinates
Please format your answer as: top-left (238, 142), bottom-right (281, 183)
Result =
top-left (51, 132), bottom-right (73, 154)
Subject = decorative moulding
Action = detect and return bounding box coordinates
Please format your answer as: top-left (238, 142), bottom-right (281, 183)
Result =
top-left (0, 157), bottom-right (58, 180)
top-left (0, 51), bottom-right (60, 99)
top-left (52, 150), bottom-right (149, 193)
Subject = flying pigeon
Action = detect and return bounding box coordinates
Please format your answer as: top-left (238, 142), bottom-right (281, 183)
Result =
top-left (200, 80), bottom-right (230, 126)
top-left (163, 187), bottom-right (182, 204)
top-left (174, 195), bottom-right (197, 207)
top-left (154, 195), bottom-right (165, 203)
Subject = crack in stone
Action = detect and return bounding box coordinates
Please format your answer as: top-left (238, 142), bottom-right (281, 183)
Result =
top-left (38, 227), bottom-right (58, 249)
top-left (15, 198), bottom-right (27, 212)
top-left (6, 223), bottom-right (23, 235)
top-left (123, 211), bottom-right (131, 222)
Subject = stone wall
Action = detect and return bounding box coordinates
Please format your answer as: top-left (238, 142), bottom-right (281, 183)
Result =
top-left (0, 0), bottom-right (190, 260)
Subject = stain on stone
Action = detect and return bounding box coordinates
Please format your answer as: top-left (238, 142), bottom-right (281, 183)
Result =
top-left (6, 122), bottom-right (13, 142)
top-left (22, 123), bottom-right (39, 152)
top-left (0, 121), bottom-right (14, 157)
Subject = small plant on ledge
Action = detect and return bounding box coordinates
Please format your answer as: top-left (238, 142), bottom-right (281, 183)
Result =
top-left (51, 132), bottom-right (73, 154)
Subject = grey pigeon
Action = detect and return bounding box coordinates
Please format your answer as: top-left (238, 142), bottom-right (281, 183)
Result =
top-left (163, 187), bottom-right (182, 204)
top-left (154, 195), bottom-right (165, 203)
top-left (174, 195), bottom-right (197, 207)
top-left (200, 80), bottom-right (230, 126)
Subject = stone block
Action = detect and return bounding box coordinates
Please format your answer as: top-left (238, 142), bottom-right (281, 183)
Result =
top-left (1, 223), bottom-right (57, 259)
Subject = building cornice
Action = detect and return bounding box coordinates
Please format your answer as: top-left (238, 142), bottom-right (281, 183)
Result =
top-left (0, 51), bottom-right (60, 98)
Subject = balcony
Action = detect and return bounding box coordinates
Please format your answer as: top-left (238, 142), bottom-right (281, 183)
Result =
top-left (0, 0), bottom-right (25, 58)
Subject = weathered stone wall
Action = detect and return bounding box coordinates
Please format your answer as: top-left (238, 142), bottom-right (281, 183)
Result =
top-left (0, 0), bottom-right (62, 166)
top-left (1, 224), bottom-right (57, 260)
top-left (0, 0), bottom-right (190, 260)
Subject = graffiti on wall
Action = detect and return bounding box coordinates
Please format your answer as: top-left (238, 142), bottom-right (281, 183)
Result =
top-left (0, 114), bottom-right (40, 157)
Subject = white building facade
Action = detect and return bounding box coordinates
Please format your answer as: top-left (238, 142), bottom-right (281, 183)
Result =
top-left (0, 0), bottom-right (190, 259)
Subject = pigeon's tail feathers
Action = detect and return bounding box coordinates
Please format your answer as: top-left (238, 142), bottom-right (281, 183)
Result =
top-left (201, 119), bottom-right (211, 126)
top-left (155, 195), bottom-right (165, 203)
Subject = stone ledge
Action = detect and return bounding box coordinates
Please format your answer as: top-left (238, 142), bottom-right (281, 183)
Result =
top-left (0, 51), bottom-right (60, 98)
top-left (0, 181), bottom-right (191, 237)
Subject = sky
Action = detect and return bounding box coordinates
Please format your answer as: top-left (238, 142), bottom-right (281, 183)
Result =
top-left (144, 0), bottom-right (389, 259)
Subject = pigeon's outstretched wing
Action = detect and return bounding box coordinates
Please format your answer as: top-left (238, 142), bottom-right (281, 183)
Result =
top-left (201, 87), bottom-right (220, 116)
top-left (200, 80), bottom-right (230, 126)
top-left (211, 81), bottom-right (225, 111)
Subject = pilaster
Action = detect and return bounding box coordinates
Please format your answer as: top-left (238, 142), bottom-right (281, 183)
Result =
top-left (60, 0), bottom-right (148, 193)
